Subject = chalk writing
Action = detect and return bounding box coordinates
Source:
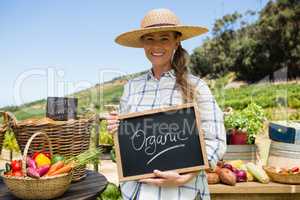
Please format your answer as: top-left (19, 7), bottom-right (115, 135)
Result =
top-left (131, 129), bottom-right (188, 165)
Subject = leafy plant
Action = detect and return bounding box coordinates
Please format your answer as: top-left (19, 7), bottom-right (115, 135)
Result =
top-left (98, 183), bottom-right (122, 200)
top-left (225, 102), bottom-right (266, 144)
top-left (65, 147), bottom-right (101, 167)
top-left (3, 129), bottom-right (20, 153)
top-left (110, 148), bottom-right (116, 163)
top-left (99, 120), bottom-right (114, 145)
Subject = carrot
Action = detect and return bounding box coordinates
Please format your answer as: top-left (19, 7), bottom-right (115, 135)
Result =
top-left (50, 162), bottom-right (74, 176)
top-left (45, 161), bottom-right (64, 176)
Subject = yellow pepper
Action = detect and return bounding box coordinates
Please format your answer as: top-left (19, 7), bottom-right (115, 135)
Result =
top-left (35, 153), bottom-right (51, 168)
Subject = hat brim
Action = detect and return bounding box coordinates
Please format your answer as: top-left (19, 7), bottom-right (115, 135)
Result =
top-left (115, 25), bottom-right (208, 48)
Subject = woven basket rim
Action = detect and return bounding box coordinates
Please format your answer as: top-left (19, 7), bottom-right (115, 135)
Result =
top-left (265, 168), bottom-right (300, 177)
top-left (16, 116), bottom-right (95, 126)
top-left (2, 111), bottom-right (95, 127)
top-left (264, 166), bottom-right (300, 184)
top-left (1, 172), bottom-right (71, 180)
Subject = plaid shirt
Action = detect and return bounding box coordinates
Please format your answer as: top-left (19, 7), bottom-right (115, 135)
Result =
top-left (119, 68), bottom-right (226, 200)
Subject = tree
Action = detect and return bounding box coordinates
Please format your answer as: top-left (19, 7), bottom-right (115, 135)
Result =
top-left (190, 12), bottom-right (243, 78)
top-left (189, 0), bottom-right (300, 82)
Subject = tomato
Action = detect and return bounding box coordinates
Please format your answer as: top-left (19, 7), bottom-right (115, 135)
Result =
top-left (11, 160), bottom-right (22, 172)
top-left (12, 171), bottom-right (23, 177)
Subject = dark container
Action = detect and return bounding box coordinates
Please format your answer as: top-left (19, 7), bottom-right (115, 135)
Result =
top-left (269, 121), bottom-right (300, 144)
top-left (46, 97), bottom-right (78, 121)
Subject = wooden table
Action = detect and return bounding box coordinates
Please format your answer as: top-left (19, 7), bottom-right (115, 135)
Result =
top-left (0, 170), bottom-right (108, 200)
top-left (209, 181), bottom-right (300, 200)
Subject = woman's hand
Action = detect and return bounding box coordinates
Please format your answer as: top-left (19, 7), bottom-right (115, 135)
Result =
top-left (139, 170), bottom-right (198, 187)
top-left (106, 111), bottom-right (119, 135)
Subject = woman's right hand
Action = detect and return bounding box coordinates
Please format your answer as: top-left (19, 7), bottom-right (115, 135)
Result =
top-left (106, 111), bottom-right (119, 135)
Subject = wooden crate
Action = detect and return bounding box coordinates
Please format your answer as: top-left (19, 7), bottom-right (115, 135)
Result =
top-left (223, 145), bottom-right (257, 162)
top-left (268, 140), bottom-right (300, 168)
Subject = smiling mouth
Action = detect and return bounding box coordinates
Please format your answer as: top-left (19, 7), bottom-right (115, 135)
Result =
top-left (151, 52), bottom-right (164, 57)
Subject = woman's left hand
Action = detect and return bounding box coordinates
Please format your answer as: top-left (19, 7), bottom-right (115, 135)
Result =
top-left (139, 170), bottom-right (198, 187)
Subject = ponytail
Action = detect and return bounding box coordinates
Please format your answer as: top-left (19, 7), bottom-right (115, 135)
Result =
top-left (172, 41), bottom-right (197, 103)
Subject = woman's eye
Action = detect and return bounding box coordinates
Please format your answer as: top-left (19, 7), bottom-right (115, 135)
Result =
top-left (161, 38), bottom-right (169, 41)
top-left (146, 38), bottom-right (153, 41)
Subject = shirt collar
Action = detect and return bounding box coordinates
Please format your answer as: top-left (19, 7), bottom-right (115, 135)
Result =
top-left (146, 68), bottom-right (176, 80)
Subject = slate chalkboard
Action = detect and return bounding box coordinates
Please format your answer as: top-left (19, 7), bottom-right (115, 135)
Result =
top-left (46, 97), bottom-right (78, 121)
top-left (114, 103), bottom-right (209, 181)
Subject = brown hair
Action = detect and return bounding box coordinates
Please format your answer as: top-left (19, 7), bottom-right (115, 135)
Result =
top-left (172, 34), bottom-right (197, 103)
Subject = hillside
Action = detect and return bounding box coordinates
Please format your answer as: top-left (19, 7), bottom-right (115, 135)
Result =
top-left (0, 72), bottom-right (299, 121)
top-left (0, 71), bottom-right (145, 121)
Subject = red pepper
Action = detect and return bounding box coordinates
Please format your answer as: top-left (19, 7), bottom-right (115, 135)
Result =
top-left (11, 160), bottom-right (22, 172)
top-left (291, 167), bottom-right (299, 173)
top-left (43, 151), bottom-right (51, 159)
top-left (32, 152), bottom-right (40, 160)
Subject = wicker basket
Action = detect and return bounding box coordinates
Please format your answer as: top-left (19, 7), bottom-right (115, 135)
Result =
top-left (264, 166), bottom-right (300, 184)
top-left (4, 112), bottom-right (95, 181)
top-left (1, 132), bottom-right (73, 200)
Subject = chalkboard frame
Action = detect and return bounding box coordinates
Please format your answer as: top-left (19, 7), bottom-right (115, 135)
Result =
top-left (114, 103), bottom-right (209, 181)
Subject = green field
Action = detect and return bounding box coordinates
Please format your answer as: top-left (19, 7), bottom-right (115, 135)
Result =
top-left (214, 83), bottom-right (300, 121)
top-left (1, 74), bottom-right (299, 122)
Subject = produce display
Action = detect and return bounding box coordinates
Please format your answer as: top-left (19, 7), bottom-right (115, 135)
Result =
top-left (265, 166), bottom-right (300, 175)
top-left (206, 160), bottom-right (270, 186)
top-left (2, 148), bottom-right (101, 179)
top-left (263, 166), bottom-right (300, 184)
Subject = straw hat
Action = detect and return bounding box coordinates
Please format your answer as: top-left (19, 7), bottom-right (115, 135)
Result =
top-left (115, 8), bottom-right (208, 48)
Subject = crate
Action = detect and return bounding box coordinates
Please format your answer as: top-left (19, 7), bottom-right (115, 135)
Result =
top-left (223, 145), bottom-right (257, 163)
top-left (268, 140), bottom-right (300, 169)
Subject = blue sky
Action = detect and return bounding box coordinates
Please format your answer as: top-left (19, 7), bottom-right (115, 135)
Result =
top-left (0, 0), bottom-right (269, 107)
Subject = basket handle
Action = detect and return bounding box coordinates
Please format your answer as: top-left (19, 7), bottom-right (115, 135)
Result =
top-left (0, 112), bottom-right (7, 132)
top-left (0, 111), bottom-right (18, 129)
top-left (22, 132), bottom-right (53, 175)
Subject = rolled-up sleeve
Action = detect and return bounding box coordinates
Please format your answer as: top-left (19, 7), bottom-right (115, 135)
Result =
top-left (195, 80), bottom-right (227, 168)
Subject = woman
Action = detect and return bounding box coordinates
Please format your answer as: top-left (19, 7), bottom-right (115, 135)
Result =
top-left (107, 8), bottom-right (226, 200)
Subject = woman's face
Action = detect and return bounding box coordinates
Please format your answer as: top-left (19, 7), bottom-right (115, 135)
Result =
top-left (141, 31), bottom-right (179, 68)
